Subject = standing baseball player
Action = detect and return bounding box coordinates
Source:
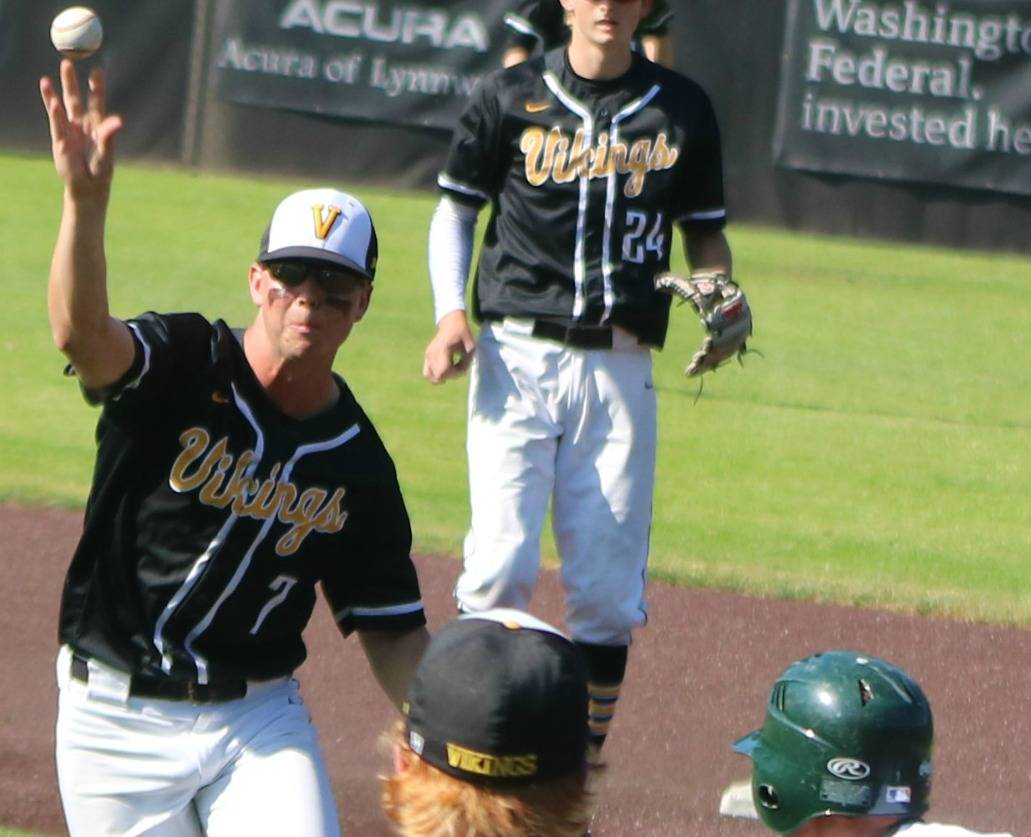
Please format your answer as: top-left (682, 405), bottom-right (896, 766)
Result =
top-left (41, 60), bottom-right (429, 836)
top-left (423, 0), bottom-right (740, 766)
top-left (502, 0), bottom-right (675, 67)
top-left (733, 650), bottom-right (1014, 837)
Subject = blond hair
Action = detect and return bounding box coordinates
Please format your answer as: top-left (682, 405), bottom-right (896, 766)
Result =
top-left (380, 723), bottom-right (592, 837)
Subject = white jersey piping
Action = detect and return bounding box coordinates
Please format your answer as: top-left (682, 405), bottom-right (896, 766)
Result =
top-left (437, 173), bottom-right (490, 204)
top-left (603, 84), bottom-right (662, 322)
top-left (543, 69), bottom-right (593, 320)
top-left (153, 383), bottom-right (265, 676)
top-left (335, 600), bottom-right (424, 622)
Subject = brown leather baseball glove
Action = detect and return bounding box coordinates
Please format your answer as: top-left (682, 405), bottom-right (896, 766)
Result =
top-left (655, 271), bottom-right (753, 377)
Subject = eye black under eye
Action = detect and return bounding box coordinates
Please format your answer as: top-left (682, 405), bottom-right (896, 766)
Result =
top-left (323, 296), bottom-right (354, 311)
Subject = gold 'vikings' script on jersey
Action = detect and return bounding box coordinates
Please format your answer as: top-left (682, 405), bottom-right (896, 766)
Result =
top-left (520, 126), bottom-right (680, 198)
top-left (168, 428), bottom-right (349, 556)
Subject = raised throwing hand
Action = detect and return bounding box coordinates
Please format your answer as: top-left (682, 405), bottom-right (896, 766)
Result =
top-left (39, 60), bottom-right (123, 199)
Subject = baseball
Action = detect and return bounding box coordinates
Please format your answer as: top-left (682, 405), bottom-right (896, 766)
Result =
top-left (50, 7), bottom-right (103, 60)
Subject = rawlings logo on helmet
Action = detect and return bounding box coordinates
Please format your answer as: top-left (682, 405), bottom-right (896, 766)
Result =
top-left (826, 758), bottom-right (871, 780)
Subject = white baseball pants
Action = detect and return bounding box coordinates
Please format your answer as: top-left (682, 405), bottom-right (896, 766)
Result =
top-left (455, 319), bottom-right (656, 645)
top-left (55, 646), bottom-right (340, 836)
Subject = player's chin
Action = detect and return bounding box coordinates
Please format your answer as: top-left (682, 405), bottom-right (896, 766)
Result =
top-left (285, 324), bottom-right (348, 357)
top-left (590, 28), bottom-right (620, 45)
top-left (281, 326), bottom-right (320, 355)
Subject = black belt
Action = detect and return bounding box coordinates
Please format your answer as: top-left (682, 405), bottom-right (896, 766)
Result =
top-left (70, 654), bottom-right (247, 703)
top-left (529, 319), bottom-right (613, 349)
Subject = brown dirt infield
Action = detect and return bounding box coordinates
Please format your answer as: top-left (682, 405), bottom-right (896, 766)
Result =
top-left (0, 504), bottom-right (1026, 836)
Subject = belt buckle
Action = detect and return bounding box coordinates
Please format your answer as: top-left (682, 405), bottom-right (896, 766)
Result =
top-left (187, 678), bottom-right (247, 703)
top-left (530, 319), bottom-right (612, 349)
top-left (568, 325), bottom-right (612, 350)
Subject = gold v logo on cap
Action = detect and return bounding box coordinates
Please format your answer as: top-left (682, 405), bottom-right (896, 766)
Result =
top-left (311, 204), bottom-right (343, 240)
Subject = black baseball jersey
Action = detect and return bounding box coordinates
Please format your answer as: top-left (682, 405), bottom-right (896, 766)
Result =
top-left (438, 49), bottom-right (726, 348)
top-left (60, 313), bottom-right (425, 685)
top-left (504, 0), bottom-right (673, 55)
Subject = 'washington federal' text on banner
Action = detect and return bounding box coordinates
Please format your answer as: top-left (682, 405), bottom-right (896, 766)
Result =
top-left (774, 0), bottom-right (1031, 196)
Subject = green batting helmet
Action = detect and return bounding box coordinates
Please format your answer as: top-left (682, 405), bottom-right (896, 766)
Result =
top-left (733, 650), bottom-right (933, 834)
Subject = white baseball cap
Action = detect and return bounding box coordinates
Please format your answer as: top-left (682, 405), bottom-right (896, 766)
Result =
top-left (257, 188), bottom-right (378, 280)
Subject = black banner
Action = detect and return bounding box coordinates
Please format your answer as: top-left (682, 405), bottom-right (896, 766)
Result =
top-left (774, 0), bottom-right (1031, 196)
top-left (211, 0), bottom-right (508, 131)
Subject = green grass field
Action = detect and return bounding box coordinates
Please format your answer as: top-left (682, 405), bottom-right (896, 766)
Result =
top-left (3, 151), bottom-right (1029, 626)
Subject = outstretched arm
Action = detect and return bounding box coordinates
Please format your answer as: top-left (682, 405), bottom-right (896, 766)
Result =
top-left (41, 60), bottom-right (134, 390)
top-left (357, 626), bottom-right (431, 711)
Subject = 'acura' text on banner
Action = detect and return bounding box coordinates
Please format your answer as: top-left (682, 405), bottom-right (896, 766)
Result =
top-left (212, 0), bottom-right (508, 131)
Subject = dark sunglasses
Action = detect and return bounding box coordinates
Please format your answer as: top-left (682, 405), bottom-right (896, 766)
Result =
top-left (265, 260), bottom-right (362, 287)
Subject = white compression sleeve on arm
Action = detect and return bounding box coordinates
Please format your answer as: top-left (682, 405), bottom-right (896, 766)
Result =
top-left (428, 196), bottom-right (478, 324)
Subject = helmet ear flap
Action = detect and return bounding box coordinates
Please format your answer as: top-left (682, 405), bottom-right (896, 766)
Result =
top-left (747, 744), bottom-right (825, 834)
